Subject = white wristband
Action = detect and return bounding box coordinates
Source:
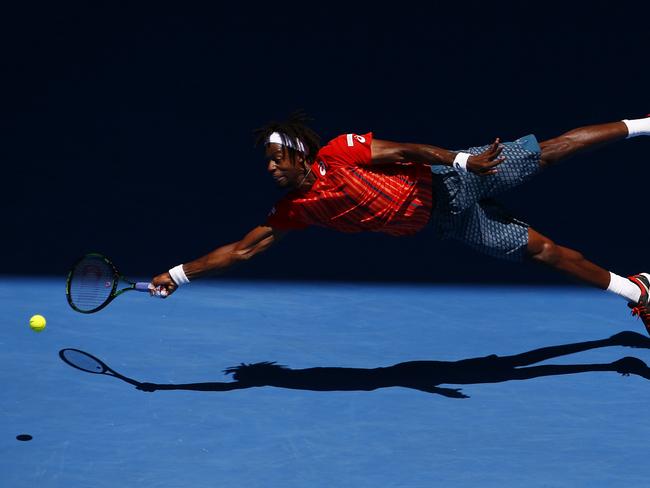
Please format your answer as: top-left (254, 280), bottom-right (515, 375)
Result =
top-left (168, 264), bottom-right (190, 286)
top-left (453, 152), bottom-right (471, 172)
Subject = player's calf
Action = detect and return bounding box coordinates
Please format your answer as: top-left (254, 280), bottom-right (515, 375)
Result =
top-left (526, 231), bottom-right (607, 287)
top-left (527, 229), bottom-right (650, 335)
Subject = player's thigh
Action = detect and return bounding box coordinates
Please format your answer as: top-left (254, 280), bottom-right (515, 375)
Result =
top-left (445, 202), bottom-right (530, 262)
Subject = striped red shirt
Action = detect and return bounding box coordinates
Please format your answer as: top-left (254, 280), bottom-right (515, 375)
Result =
top-left (266, 132), bottom-right (433, 236)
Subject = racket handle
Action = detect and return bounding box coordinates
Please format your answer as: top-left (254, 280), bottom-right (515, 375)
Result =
top-left (135, 282), bottom-right (168, 298)
top-left (135, 282), bottom-right (152, 292)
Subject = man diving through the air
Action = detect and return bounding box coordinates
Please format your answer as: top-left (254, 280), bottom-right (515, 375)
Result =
top-left (151, 112), bottom-right (650, 333)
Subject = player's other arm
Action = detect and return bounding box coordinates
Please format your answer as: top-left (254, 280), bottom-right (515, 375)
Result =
top-left (370, 138), bottom-right (505, 175)
top-left (152, 225), bottom-right (286, 295)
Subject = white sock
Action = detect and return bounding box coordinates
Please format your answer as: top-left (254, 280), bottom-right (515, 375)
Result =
top-left (607, 272), bottom-right (641, 303)
top-left (622, 117), bottom-right (650, 138)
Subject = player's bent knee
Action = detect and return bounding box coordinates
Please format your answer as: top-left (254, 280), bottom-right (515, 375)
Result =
top-left (528, 239), bottom-right (560, 265)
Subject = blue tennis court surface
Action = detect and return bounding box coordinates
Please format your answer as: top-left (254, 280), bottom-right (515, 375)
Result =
top-left (2, 278), bottom-right (650, 487)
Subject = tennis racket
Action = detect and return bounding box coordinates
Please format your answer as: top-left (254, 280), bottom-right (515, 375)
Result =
top-left (59, 348), bottom-right (141, 387)
top-left (65, 252), bottom-right (166, 314)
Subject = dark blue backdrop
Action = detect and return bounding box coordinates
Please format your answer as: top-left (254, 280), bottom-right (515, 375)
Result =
top-left (2, 2), bottom-right (648, 283)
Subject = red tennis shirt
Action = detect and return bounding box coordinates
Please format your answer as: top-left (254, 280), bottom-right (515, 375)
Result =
top-left (266, 132), bottom-right (433, 236)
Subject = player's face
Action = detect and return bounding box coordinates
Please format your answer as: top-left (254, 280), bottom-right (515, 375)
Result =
top-left (265, 144), bottom-right (305, 189)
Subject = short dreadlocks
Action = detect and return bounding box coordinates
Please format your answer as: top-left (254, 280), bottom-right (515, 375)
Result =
top-left (253, 110), bottom-right (321, 164)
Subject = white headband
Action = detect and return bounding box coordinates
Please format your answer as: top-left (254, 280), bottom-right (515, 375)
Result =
top-left (266, 132), bottom-right (306, 154)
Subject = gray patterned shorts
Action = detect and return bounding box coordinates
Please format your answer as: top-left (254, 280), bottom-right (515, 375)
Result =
top-left (429, 134), bottom-right (542, 262)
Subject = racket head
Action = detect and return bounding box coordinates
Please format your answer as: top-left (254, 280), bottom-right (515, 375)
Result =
top-left (66, 253), bottom-right (120, 314)
top-left (59, 348), bottom-right (110, 374)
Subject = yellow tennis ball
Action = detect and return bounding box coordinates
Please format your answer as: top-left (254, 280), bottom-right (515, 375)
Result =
top-left (29, 314), bottom-right (46, 332)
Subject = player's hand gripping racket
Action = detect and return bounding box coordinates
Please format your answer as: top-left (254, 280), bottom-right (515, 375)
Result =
top-left (66, 253), bottom-right (166, 314)
top-left (59, 348), bottom-right (141, 387)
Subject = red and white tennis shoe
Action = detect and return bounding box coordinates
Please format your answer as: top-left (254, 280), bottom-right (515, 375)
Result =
top-left (628, 273), bottom-right (650, 335)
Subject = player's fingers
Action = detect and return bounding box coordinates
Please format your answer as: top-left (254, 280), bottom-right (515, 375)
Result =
top-left (161, 284), bottom-right (176, 298)
top-left (475, 156), bottom-right (504, 172)
top-left (488, 137), bottom-right (500, 152)
top-left (481, 139), bottom-right (500, 158)
top-left (149, 284), bottom-right (170, 298)
top-left (164, 283), bottom-right (178, 297)
top-left (486, 155), bottom-right (505, 167)
top-left (480, 160), bottom-right (501, 173)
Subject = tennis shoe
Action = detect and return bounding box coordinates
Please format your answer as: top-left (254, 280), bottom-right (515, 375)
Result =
top-left (609, 331), bottom-right (650, 348)
top-left (612, 356), bottom-right (650, 379)
top-left (627, 273), bottom-right (650, 335)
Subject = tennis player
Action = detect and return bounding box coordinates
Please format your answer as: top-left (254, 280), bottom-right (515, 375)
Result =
top-left (151, 112), bottom-right (650, 332)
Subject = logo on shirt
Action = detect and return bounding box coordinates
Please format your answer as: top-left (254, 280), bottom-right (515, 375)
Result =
top-left (318, 161), bottom-right (327, 176)
top-left (346, 134), bottom-right (366, 146)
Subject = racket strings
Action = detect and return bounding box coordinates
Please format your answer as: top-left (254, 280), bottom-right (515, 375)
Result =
top-left (68, 256), bottom-right (116, 312)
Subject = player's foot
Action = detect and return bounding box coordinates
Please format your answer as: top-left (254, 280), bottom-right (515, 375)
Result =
top-left (609, 331), bottom-right (650, 348)
top-left (612, 357), bottom-right (650, 379)
top-left (627, 273), bottom-right (650, 335)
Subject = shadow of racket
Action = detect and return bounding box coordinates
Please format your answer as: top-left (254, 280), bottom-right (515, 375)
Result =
top-left (59, 348), bottom-right (141, 387)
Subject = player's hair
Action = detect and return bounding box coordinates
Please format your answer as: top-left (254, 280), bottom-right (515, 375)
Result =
top-left (223, 361), bottom-right (289, 385)
top-left (253, 110), bottom-right (321, 164)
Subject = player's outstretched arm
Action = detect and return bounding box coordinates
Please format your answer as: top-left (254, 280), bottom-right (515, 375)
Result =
top-left (371, 138), bottom-right (505, 175)
top-left (151, 225), bottom-right (287, 296)
top-left (137, 382), bottom-right (246, 392)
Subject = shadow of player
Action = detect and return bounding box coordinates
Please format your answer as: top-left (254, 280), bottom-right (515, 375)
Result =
top-left (135, 331), bottom-right (650, 398)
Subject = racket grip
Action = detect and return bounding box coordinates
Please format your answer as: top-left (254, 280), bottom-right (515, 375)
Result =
top-left (136, 282), bottom-right (168, 298)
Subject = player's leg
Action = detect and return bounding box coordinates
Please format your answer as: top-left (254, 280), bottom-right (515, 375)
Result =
top-left (527, 227), bottom-right (650, 331)
top-left (527, 228), bottom-right (610, 288)
top-left (506, 357), bottom-right (650, 381)
top-left (433, 201), bottom-right (650, 330)
top-left (442, 353), bottom-right (650, 384)
top-left (538, 116), bottom-right (650, 167)
top-left (499, 332), bottom-right (650, 368)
